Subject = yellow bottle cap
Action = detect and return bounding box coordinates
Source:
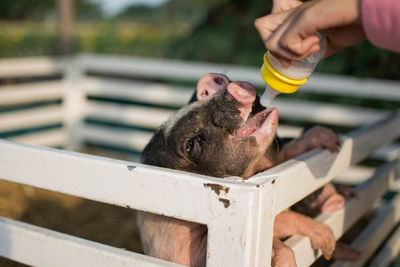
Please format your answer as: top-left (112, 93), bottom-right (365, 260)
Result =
top-left (260, 53), bottom-right (308, 94)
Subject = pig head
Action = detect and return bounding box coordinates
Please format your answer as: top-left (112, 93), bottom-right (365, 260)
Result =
top-left (141, 80), bottom-right (279, 178)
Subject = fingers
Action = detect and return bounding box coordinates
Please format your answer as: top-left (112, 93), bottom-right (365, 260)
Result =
top-left (270, 32), bottom-right (321, 60)
top-left (272, 0), bottom-right (303, 13)
top-left (254, 10), bottom-right (292, 49)
top-left (255, 0), bottom-right (364, 61)
top-left (255, 2), bottom-right (321, 61)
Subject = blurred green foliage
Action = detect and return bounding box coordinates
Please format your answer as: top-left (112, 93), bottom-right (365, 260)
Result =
top-left (0, 0), bottom-right (101, 20)
top-left (0, 0), bottom-right (399, 80)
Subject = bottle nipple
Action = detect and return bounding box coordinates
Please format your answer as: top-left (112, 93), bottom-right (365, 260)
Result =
top-left (260, 84), bottom-right (280, 107)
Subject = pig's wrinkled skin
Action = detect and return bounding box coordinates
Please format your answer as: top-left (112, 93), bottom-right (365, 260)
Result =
top-left (137, 73), bottom-right (358, 267)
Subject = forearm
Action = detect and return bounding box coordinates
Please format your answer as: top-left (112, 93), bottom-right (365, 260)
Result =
top-left (361, 0), bottom-right (400, 53)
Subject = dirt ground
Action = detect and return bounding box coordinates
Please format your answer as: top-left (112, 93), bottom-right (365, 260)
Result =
top-left (0, 179), bottom-right (143, 266)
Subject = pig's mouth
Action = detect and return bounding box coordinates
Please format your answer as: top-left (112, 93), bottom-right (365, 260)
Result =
top-left (235, 108), bottom-right (278, 144)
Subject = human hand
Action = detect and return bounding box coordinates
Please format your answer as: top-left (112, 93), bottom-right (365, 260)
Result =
top-left (271, 0), bottom-right (302, 13)
top-left (255, 0), bottom-right (366, 61)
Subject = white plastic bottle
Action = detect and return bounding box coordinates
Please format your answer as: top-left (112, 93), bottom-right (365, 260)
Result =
top-left (260, 33), bottom-right (327, 107)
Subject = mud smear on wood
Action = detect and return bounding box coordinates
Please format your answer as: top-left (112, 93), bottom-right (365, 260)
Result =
top-left (218, 198), bottom-right (231, 208)
top-left (203, 183), bottom-right (230, 196)
top-left (204, 183), bottom-right (231, 208)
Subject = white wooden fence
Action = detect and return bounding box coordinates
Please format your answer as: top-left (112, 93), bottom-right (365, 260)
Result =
top-left (0, 54), bottom-right (399, 267)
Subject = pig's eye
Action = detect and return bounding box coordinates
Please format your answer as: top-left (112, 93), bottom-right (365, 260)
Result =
top-left (186, 138), bottom-right (195, 153)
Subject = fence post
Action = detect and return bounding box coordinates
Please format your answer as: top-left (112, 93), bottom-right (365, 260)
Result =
top-left (62, 56), bottom-right (86, 151)
top-left (205, 182), bottom-right (276, 267)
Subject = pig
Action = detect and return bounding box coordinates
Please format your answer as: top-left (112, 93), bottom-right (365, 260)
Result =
top-left (137, 73), bottom-right (357, 267)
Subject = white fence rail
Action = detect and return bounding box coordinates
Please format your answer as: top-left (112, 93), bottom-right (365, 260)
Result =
top-left (0, 54), bottom-right (399, 266)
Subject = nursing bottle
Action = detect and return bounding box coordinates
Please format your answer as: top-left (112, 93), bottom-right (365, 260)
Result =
top-left (260, 33), bottom-right (327, 107)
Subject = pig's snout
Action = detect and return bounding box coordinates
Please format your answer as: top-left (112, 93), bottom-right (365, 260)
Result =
top-left (227, 82), bottom-right (256, 105)
top-left (227, 81), bottom-right (256, 121)
top-left (196, 73), bottom-right (230, 101)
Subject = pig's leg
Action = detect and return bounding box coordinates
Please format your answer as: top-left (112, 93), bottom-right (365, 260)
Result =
top-left (295, 184), bottom-right (345, 217)
top-left (137, 211), bottom-right (207, 267)
top-left (334, 184), bottom-right (357, 199)
top-left (274, 209), bottom-right (335, 260)
top-left (318, 184), bottom-right (356, 214)
top-left (272, 237), bottom-right (297, 267)
top-left (294, 183), bottom-right (357, 217)
top-left (278, 126), bottom-right (339, 163)
top-left (279, 126), bottom-right (347, 214)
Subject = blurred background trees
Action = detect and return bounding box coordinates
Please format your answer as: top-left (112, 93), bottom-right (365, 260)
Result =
top-left (0, 0), bottom-right (399, 80)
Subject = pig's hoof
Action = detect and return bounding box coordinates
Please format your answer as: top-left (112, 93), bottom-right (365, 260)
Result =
top-left (306, 184), bottom-right (345, 216)
top-left (271, 246), bottom-right (297, 267)
top-left (303, 126), bottom-right (340, 153)
top-left (320, 194), bottom-right (345, 213)
top-left (334, 184), bottom-right (357, 199)
top-left (308, 223), bottom-right (335, 260)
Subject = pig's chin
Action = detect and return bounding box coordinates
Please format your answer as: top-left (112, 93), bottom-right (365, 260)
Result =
top-left (235, 108), bottom-right (278, 147)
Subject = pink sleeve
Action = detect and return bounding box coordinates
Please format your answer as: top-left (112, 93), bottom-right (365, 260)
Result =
top-left (361, 0), bottom-right (400, 53)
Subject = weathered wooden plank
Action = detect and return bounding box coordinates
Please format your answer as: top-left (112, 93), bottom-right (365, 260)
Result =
top-left (372, 143), bottom-right (400, 161)
top-left (368, 224), bottom-right (400, 267)
top-left (0, 57), bottom-right (66, 78)
top-left (78, 54), bottom-right (400, 100)
top-left (9, 129), bottom-right (67, 147)
top-left (331, 195), bottom-right (400, 267)
top-left (0, 216), bottom-right (181, 267)
top-left (78, 54), bottom-right (256, 83)
top-left (0, 105), bottom-right (63, 132)
top-left (285, 159), bottom-right (397, 266)
top-left (273, 99), bottom-right (388, 126)
top-left (84, 102), bottom-right (174, 129)
top-left (78, 124), bottom-right (153, 151)
top-left (83, 77), bottom-right (192, 107)
top-left (0, 81), bottom-right (64, 106)
top-left (333, 165), bottom-right (375, 184)
top-left (306, 74), bottom-right (400, 101)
